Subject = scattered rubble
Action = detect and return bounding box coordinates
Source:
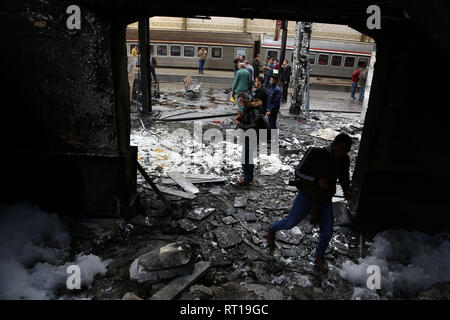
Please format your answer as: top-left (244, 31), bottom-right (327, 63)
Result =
top-left (130, 242), bottom-right (194, 283)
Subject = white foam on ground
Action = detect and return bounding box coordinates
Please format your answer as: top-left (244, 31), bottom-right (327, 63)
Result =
top-left (0, 204), bottom-right (110, 300)
top-left (340, 230), bottom-right (450, 299)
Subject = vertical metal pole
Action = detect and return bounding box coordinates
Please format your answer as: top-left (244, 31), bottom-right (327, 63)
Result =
top-left (138, 18), bottom-right (150, 114)
top-left (279, 20), bottom-right (288, 65)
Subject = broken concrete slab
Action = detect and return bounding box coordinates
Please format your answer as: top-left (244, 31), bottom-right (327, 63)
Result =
top-left (189, 284), bottom-right (214, 298)
top-left (122, 292), bottom-right (143, 300)
top-left (222, 216), bottom-right (237, 225)
top-left (252, 235), bottom-right (261, 245)
top-left (155, 184), bottom-right (196, 199)
top-left (234, 195), bottom-right (248, 208)
top-left (243, 283), bottom-right (284, 300)
top-left (130, 242), bottom-right (193, 283)
top-left (310, 128), bottom-right (340, 140)
top-left (187, 207), bottom-right (215, 220)
top-left (275, 226), bottom-right (304, 245)
top-left (214, 227), bottom-right (242, 248)
top-left (178, 218), bottom-right (197, 232)
top-left (244, 212), bottom-right (258, 222)
top-left (167, 171), bottom-right (200, 194)
top-left (150, 261), bottom-right (211, 300)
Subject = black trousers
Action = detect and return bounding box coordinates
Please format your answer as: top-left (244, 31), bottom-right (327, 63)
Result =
top-left (282, 82), bottom-right (289, 101)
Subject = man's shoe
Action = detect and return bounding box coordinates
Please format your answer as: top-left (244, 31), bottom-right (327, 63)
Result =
top-left (236, 177), bottom-right (250, 187)
top-left (314, 256), bottom-right (328, 273)
top-left (267, 228), bottom-right (276, 250)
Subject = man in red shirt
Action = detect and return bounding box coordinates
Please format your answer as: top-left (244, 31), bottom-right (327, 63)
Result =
top-left (350, 66), bottom-right (362, 99)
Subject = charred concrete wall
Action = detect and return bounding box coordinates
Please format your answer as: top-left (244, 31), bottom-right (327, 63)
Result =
top-left (349, 12), bottom-right (450, 232)
top-left (0, 0), bottom-right (136, 217)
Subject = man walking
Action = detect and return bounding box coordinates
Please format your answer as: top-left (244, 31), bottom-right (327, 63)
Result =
top-left (280, 59), bottom-right (291, 103)
top-left (266, 75), bottom-right (281, 130)
top-left (197, 47), bottom-right (208, 74)
top-left (267, 133), bottom-right (353, 273)
top-left (232, 63), bottom-right (252, 113)
top-left (350, 66), bottom-right (362, 99)
top-left (358, 68), bottom-right (368, 102)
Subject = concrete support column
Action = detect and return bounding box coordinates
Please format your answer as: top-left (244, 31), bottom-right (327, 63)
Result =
top-left (289, 21), bottom-right (312, 115)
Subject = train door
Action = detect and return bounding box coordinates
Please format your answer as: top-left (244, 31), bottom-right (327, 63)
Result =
top-left (266, 49), bottom-right (279, 60)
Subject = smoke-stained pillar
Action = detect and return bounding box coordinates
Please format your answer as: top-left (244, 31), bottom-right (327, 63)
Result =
top-left (289, 21), bottom-right (312, 115)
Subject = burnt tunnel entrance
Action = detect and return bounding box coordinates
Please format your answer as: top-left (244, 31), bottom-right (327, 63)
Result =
top-left (1, 1), bottom-right (450, 235)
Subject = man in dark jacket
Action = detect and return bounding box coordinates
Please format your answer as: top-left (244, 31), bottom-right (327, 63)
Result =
top-left (267, 133), bottom-right (353, 272)
top-left (280, 59), bottom-right (291, 103)
top-left (249, 76), bottom-right (268, 114)
top-left (235, 91), bottom-right (266, 187)
top-left (267, 75), bottom-right (282, 129)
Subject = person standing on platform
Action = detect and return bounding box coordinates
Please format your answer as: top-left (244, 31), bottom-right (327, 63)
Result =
top-left (131, 45), bottom-right (138, 58)
top-left (264, 57), bottom-right (275, 88)
top-left (244, 61), bottom-right (255, 98)
top-left (232, 63), bottom-right (252, 114)
top-left (280, 59), bottom-right (292, 103)
top-left (358, 67), bottom-right (368, 102)
top-left (197, 47), bottom-right (208, 74)
top-left (234, 54), bottom-right (242, 76)
top-left (149, 48), bottom-right (158, 83)
top-left (266, 75), bottom-right (281, 130)
top-left (350, 66), bottom-right (362, 99)
top-left (253, 53), bottom-right (262, 78)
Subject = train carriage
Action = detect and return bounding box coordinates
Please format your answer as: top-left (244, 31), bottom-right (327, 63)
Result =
top-left (126, 29), bottom-right (254, 71)
top-left (260, 34), bottom-right (373, 78)
top-left (126, 28), bottom-right (374, 79)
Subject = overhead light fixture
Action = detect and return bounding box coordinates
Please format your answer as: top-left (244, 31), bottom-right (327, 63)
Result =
top-left (193, 15), bottom-right (211, 19)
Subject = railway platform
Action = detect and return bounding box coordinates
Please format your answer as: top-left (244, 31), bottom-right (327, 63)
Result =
top-left (138, 67), bottom-right (354, 91)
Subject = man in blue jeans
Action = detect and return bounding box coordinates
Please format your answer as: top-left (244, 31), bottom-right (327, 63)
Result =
top-left (267, 133), bottom-right (353, 272)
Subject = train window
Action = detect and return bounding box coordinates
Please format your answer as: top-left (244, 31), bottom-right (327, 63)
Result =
top-left (308, 53), bottom-right (316, 65)
top-left (331, 55), bottom-right (343, 67)
top-left (184, 46), bottom-right (195, 57)
top-left (267, 50), bottom-right (278, 60)
top-left (170, 45), bottom-right (181, 57)
top-left (211, 47), bottom-right (223, 59)
top-left (157, 44), bottom-right (168, 56)
top-left (318, 54), bottom-right (329, 65)
top-left (344, 56), bottom-right (355, 68)
top-left (357, 57), bottom-right (369, 68)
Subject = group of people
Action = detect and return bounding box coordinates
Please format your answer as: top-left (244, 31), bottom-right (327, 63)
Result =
top-left (350, 65), bottom-right (368, 101)
top-left (231, 53), bottom-right (292, 131)
top-left (232, 52), bottom-right (354, 274)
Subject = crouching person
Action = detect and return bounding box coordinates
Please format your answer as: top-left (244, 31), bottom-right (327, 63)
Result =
top-left (234, 91), bottom-right (267, 187)
top-left (267, 133), bottom-right (353, 272)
